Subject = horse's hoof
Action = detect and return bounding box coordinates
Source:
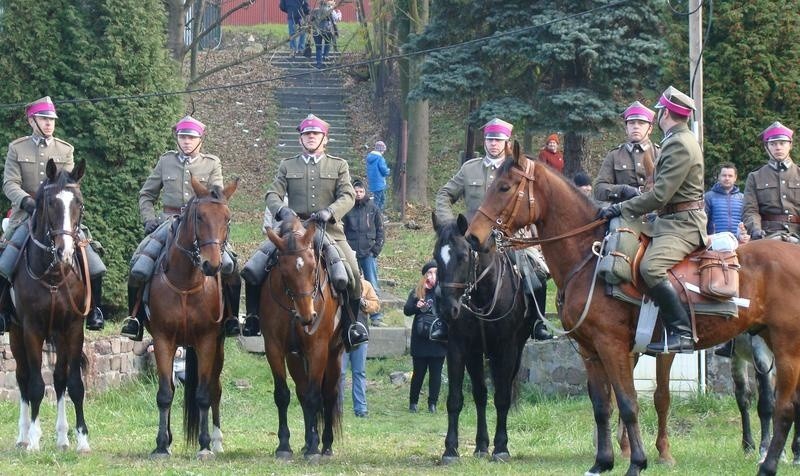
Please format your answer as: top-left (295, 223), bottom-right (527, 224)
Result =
top-left (473, 450), bottom-right (489, 459)
top-left (150, 449), bottom-right (171, 460)
top-left (275, 450), bottom-right (293, 460)
top-left (321, 448), bottom-right (333, 460)
top-left (197, 449), bottom-right (215, 461)
top-left (491, 452), bottom-right (511, 463)
top-left (77, 447), bottom-right (91, 456)
top-left (441, 455), bottom-right (459, 465)
top-left (57, 444), bottom-right (69, 452)
top-left (305, 453), bottom-right (321, 464)
top-left (15, 442), bottom-right (28, 450)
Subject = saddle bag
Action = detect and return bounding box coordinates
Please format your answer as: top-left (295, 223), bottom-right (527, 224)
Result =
top-left (597, 216), bottom-right (643, 285)
top-left (130, 224), bottom-right (169, 283)
top-left (697, 250), bottom-right (740, 299)
top-left (0, 224), bottom-right (30, 280)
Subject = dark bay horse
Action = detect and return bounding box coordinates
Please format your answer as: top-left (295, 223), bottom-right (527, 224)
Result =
top-left (145, 176), bottom-right (237, 459)
top-left (432, 213), bottom-right (531, 463)
top-left (466, 142), bottom-right (800, 476)
top-left (260, 216), bottom-right (342, 462)
top-left (10, 159), bottom-right (91, 452)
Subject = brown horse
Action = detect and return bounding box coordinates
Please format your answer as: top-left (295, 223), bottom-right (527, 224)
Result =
top-left (260, 216), bottom-right (343, 462)
top-left (465, 142), bottom-right (800, 476)
top-left (144, 176), bottom-right (237, 459)
top-left (10, 159), bottom-right (92, 452)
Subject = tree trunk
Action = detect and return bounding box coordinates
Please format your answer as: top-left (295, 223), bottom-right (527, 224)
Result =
top-left (463, 98), bottom-right (478, 164)
top-left (563, 130), bottom-right (587, 179)
top-left (165, 0), bottom-right (185, 61)
top-left (404, 0), bottom-right (429, 206)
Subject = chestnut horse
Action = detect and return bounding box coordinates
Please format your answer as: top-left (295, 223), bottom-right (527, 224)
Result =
top-left (260, 216), bottom-right (342, 462)
top-left (145, 177), bottom-right (237, 459)
top-left (466, 142), bottom-right (800, 476)
top-left (10, 159), bottom-right (91, 452)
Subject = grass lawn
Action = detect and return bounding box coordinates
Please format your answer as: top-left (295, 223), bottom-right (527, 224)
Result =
top-left (0, 341), bottom-right (783, 475)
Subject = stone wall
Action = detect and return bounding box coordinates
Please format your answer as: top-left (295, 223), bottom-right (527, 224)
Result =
top-left (0, 335), bottom-right (151, 401)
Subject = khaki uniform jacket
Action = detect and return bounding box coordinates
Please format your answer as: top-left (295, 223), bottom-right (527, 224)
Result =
top-left (435, 157), bottom-right (500, 222)
top-left (265, 153), bottom-right (355, 241)
top-left (594, 140), bottom-right (659, 203)
top-left (3, 136), bottom-right (74, 232)
top-left (742, 161), bottom-right (800, 236)
top-left (138, 151), bottom-right (223, 223)
top-left (620, 123), bottom-right (707, 244)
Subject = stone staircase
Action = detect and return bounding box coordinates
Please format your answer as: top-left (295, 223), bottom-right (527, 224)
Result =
top-left (270, 50), bottom-right (352, 158)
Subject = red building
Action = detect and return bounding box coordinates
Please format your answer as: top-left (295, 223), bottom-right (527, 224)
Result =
top-left (221, 0), bottom-right (371, 25)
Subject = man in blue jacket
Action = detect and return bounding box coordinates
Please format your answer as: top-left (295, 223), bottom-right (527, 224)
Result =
top-left (279, 0), bottom-right (310, 55)
top-left (366, 141), bottom-right (390, 213)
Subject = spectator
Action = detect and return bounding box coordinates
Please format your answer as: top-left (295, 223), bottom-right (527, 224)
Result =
top-left (340, 272), bottom-right (381, 418)
top-left (404, 261), bottom-right (447, 414)
top-left (279, 0), bottom-right (310, 56)
top-left (573, 171), bottom-right (593, 197)
top-left (366, 141), bottom-right (391, 213)
top-left (537, 133), bottom-right (564, 173)
top-left (343, 179), bottom-right (386, 326)
top-left (311, 0), bottom-right (337, 68)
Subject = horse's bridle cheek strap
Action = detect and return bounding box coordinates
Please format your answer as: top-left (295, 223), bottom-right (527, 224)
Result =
top-left (488, 160), bottom-right (536, 236)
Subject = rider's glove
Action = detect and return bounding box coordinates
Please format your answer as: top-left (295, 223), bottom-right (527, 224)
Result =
top-left (20, 196), bottom-right (36, 215)
top-left (597, 204), bottom-right (622, 221)
top-left (144, 219), bottom-right (160, 235)
top-left (311, 208), bottom-right (333, 224)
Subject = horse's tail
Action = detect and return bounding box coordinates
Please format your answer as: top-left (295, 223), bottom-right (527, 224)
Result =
top-left (183, 347), bottom-right (200, 445)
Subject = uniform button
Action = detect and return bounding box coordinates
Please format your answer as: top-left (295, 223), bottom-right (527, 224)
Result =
top-left (311, 203), bottom-right (316, 207)
top-left (310, 178), bottom-right (314, 181)
top-left (40, 171), bottom-right (44, 175)
top-left (636, 163), bottom-right (641, 166)
top-left (311, 186), bottom-right (316, 189)
top-left (489, 175), bottom-right (494, 180)
top-left (622, 165), bottom-right (627, 169)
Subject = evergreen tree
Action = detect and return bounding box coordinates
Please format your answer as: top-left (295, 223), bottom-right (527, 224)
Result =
top-left (0, 0), bottom-right (183, 308)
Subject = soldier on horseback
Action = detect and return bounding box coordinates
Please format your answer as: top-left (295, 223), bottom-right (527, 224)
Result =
top-left (742, 122), bottom-right (799, 242)
top-left (599, 86), bottom-right (708, 353)
top-left (0, 96), bottom-right (106, 334)
top-left (240, 114), bottom-right (368, 350)
top-left (120, 115), bottom-right (241, 340)
top-left (435, 117), bottom-right (553, 341)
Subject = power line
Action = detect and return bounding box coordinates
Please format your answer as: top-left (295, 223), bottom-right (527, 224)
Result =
top-left (0, 0), bottom-right (633, 111)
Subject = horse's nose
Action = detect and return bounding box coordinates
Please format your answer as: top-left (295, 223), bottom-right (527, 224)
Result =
top-left (201, 260), bottom-right (220, 276)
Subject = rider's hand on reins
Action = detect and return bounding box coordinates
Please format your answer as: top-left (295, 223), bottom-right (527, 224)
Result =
top-left (597, 204), bottom-right (622, 221)
top-left (311, 208), bottom-right (333, 224)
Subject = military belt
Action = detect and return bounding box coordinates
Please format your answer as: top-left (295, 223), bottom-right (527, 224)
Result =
top-left (762, 213), bottom-right (800, 224)
top-left (164, 206), bottom-right (182, 214)
top-left (658, 199), bottom-right (705, 216)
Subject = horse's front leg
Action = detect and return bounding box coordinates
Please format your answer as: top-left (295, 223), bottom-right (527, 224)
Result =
top-left (320, 345), bottom-right (344, 457)
top-left (21, 330), bottom-right (46, 451)
top-left (753, 350), bottom-right (776, 460)
top-left (653, 353), bottom-right (675, 465)
top-left (151, 342), bottom-right (177, 458)
top-left (267, 346), bottom-right (293, 459)
top-left (210, 337), bottom-right (225, 454)
top-left (194, 341), bottom-right (218, 460)
top-left (585, 357), bottom-right (614, 475)
top-left (442, 339), bottom-right (468, 464)
top-left (66, 348), bottom-right (90, 454)
top-left (292, 352), bottom-right (324, 462)
top-left (609, 355), bottom-right (647, 476)
top-left (52, 342), bottom-right (71, 451)
top-left (487, 341), bottom-right (523, 462)
top-left (10, 329), bottom-right (32, 449)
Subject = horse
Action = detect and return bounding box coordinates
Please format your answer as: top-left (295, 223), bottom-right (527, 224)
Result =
top-left (9, 159), bottom-right (91, 452)
top-left (465, 142), bottom-right (800, 476)
top-left (432, 213), bottom-right (532, 463)
top-left (144, 176), bottom-right (237, 459)
top-left (260, 216), bottom-right (343, 462)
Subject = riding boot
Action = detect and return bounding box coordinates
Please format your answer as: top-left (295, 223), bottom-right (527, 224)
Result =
top-left (121, 285), bottom-right (144, 341)
top-left (529, 287), bottom-right (553, 341)
top-left (645, 280), bottom-right (694, 354)
top-left (0, 277), bottom-right (11, 335)
top-left (85, 276), bottom-right (105, 331)
top-left (241, 282), bottom-right (262, 337)
top-left (342, 298), bottom-right (368, 352)
top-left (714, 339), bottom-right (735, 358)
top-left (223, 281), bottom-right (241, 337)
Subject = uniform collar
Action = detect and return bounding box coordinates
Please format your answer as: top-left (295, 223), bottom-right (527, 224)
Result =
top-left (625, 142), bottom-right (650, 153)
top-left (178, 153), bottom-right (198, 164)
top-left (768, 158), bottom-right (793, 172)
top-left (303, 153), bottom-right (323, 164)
top-left (32, 135), bottom-right (52, 147)
top-left (482, 156), bottom-right (504, 169)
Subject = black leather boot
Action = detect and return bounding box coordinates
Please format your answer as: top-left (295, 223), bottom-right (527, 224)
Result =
top-left (0, 277), bottom-right (11, 335)
top-left (646, 281), bottom-right (694, 354)
top-left (223, 281), bottom-right (241, 337)
top-left (86, 276), bottom-right (105, 330)
top-left (120, 285), bottom-right (144, 341)
top-left (714, 339), bottom-right (735, 358)
top-left (342, 298), bottom-right (368, 351)
top-left (241, 282), bottom-right (261, 337)
top-left (530, 287), bottom-right (553, 341)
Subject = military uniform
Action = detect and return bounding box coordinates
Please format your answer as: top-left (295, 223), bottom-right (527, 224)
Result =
top-left (2, 135), bottom-right (74, 237)
top-left (594, 141), bottom-right (658, 204)
top-left (620, 122), bottom-right (707, 288)
top-left (139, 151), bottom-right (223, 224)
top-left (265, 152), bottom-right (360, 296)
top-left (742, 160), bottom-right (800, 239)
top-left (435, 157), bottom-right (501, 222)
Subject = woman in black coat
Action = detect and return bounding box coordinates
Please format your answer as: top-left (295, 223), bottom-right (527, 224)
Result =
top-left (403, 261), bottom-right (447, 413)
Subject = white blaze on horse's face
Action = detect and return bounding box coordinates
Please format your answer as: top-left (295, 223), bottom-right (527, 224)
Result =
top-left (55, 190), bottom-right (76, 265)
top-left (439, 244), bottom-right (452, 268)
top-left (296, 256), bottom-right (304, 272)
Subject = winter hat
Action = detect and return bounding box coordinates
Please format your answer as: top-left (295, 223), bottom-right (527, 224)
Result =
top-left (375, 141), bottom-right (387, 152)
top-left (421, 260), bottom-right (437, 275)
top-left (573, 172), bottom-right (592, 187)
top-left (546, 133), bottom-right (559, 144)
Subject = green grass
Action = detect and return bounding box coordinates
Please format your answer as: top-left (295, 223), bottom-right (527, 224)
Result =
top-left (0, 341), bottom-right (783, 475)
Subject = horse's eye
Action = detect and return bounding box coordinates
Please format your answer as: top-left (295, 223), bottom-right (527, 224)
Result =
top-left (498, 183), bottom-right (511, 192)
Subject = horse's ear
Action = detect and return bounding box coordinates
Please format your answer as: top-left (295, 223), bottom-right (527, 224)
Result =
top-left (70, 160), bottom-right (86, 182)
top-left (266, 226), bottom-right (287, 253)
top-left (46, 159), bottom-right (58, 181)
top-left (190, 175), bottom-right (209, 198)
top-left (513, 140), bottom-right (522, 165)
top-left (303, 220), bottom-right (317, 244)
top-left (222, 177), bottom-right (239, 201)
top-left (456, 214), bottom-right (468, 236)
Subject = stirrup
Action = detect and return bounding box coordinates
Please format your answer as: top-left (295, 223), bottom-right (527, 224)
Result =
top-left (346, 322), bottom-right (369, 349)
top-left (120, 316), bottom-right (143, 340)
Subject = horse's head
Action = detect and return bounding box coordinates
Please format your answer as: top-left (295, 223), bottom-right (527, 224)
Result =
top-left (266, 217), bottom-right (320, 326)
top-left (432, 212), bottom-right (473, 320)
top-left (32, 159), bottom-right (86, 267)
top-left (182, 176), bottom-right (238, 276)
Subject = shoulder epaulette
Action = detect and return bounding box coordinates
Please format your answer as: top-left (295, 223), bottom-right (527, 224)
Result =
top-left (201, 153), bottom-right (220, 162)
top-left (326, 154), bottom-right (345, 162)
top-left (9, 136), bottom-right (30, 146)
top-left (53, 137), bottom-right (73, 148)
top-left (462, 157), bottom-right (483, 166)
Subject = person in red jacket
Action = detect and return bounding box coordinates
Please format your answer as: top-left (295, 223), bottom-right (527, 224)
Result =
top-left (537, 133), bottom-right (564, 173)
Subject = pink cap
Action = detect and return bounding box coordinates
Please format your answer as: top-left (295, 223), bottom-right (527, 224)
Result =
top-left (761, 121), bottom-right (794, 142)
top-left (174, 115), bottom-right (206, 137)
top-left (482, 118), bottom-right (513, 140)
top-left (298, 114), bottom-right (329, 134)
top-left (26, 96), bottom-right (58, 118)
top-left (622, 101), bottom-right (655, 123)
top-left (655, 86), bottom-right (695, 117)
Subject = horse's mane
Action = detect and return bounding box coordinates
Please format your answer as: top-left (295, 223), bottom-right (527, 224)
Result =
top-left (501, 155), bottom-right (599, 215)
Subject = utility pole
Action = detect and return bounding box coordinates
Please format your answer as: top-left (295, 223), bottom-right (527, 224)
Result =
top-left (688, 0), bottom-right (704, 148)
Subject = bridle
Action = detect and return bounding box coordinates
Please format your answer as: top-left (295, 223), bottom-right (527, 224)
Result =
top-left (27, 183), bottom-right (85, 277)
top-left (173, 196), bottom-right (230, 268)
